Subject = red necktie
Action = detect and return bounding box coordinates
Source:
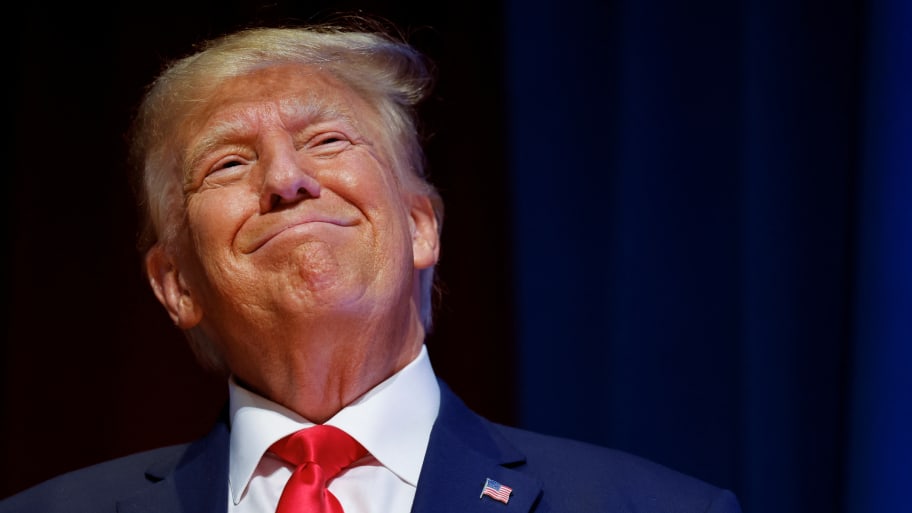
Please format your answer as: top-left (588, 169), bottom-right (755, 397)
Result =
top-left (269, 425), bottom-right (368, 513)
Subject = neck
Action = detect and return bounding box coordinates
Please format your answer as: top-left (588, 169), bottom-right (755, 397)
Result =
top-left (228, 306), bottom-right (426, 423)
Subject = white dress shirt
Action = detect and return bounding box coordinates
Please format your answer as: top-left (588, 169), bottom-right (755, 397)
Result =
top-left (227, 345), bottom-right (440, 513)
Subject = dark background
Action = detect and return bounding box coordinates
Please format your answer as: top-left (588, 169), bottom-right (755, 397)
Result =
top-left (5, 1), bottom-right (911, 513)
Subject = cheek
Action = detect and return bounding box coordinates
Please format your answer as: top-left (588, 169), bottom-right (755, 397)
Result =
top-left (187, 191), bottom-right (250, 249)
top-left (333, 162), bottom-right (410, 234)
top-left (182, 193), bottom-right (259, 306)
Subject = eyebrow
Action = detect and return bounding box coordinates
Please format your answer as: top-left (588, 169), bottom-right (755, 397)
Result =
top-left (181, 94), bottom-right (360, 188)
top-left (182, 114), bottom-right (251, 189)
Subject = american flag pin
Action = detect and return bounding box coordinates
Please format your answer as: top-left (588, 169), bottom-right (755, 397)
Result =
top-left (480, 477), bottom-right (513, 504)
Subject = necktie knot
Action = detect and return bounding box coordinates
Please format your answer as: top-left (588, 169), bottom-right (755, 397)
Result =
top-left (270, 424), bottom-right (367, 478)
top-left (268, 425), bottom-right (367, 513)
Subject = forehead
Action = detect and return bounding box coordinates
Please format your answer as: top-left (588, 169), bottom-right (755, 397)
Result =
top-left (179, 63), bottom-right (383, 149)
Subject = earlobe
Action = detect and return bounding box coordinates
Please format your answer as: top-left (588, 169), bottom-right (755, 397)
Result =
top-left (410, 195), bottom-right (440, 270)
top-left (145, 245), bottom-right (204, 329)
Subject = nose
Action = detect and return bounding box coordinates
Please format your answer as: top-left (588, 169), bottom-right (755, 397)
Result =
top-left (258, 134), bottom-right (321, 213)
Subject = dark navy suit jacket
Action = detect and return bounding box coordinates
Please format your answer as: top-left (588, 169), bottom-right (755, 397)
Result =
top-left (0, 381), bottom-right (742, 513)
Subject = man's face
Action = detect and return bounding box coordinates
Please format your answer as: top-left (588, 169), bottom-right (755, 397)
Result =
top-left (150, 63), bottom-right (439, 388)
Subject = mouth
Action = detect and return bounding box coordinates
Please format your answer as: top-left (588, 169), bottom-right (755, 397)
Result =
top-left (240, 217), bottom-right (359, 254)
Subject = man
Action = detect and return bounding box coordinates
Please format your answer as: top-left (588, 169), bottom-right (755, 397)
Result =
top-left (0, 20), bottom-right (742, 513)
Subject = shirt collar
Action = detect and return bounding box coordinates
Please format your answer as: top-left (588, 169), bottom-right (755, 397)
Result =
top-left (227, 345), bottom-right (440, 505)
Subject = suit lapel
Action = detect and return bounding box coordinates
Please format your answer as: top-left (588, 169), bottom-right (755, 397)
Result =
top-left (116, 416), bottom-right (230, 513)
top-left (110, 382), bottom-right (547, 513)
top-left (410, 381), bottom-right (546, 513)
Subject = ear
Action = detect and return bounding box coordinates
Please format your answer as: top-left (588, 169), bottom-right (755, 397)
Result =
top-left (145, 245), bottom-right (204, 329)
top-left (409, 194), bottom-right (440, 270)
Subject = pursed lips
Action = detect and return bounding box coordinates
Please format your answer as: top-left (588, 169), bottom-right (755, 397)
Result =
top-left (240, 216), bottom-right (360, 254)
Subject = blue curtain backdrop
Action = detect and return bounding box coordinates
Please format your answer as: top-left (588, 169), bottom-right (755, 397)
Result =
top-left (846, 0), bottom-right (912, 511)
top-left (505, 1), bottom-right (911, 513)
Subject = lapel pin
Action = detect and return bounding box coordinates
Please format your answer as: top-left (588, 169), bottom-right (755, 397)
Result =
top-left (480, 477), bottom-right (513, 505)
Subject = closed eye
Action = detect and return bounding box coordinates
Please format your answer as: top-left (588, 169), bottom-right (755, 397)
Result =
top-left (218, 160), bottom-right (244, 169)
top-left (211, 157), bottom-right (246, 174)
top-left (311, 133), bottom-right (349, 146)
top-left (307, 132), bottom-right (351, 157)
